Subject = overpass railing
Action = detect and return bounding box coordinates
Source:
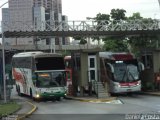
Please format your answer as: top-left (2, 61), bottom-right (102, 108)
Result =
top-left (0, 44), bottom-right (102, 51)
top-left (1, 19), bottom-right (160, 32)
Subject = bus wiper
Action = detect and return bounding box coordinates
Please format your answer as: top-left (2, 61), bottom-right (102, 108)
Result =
top-left (121, 68), bottom-right (127, 82)
top-left (128, 72), bottom-right (135, 81)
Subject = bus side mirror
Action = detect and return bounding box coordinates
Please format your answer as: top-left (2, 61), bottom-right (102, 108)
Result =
top-left (32, 73), bottom-right (37, 86)
top-left (107, 63), bottom-right (114, 73)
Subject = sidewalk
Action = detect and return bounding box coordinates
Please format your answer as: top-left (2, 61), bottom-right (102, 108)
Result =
top-left (3, 85), bottom-right (37, 120)
top-left (15, 100), bottom-right (37, 120)
top-left (0, 99), bottom-right (37, 120)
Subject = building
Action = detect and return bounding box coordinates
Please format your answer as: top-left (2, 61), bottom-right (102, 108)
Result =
top-left (2, 0), bottom-right (69, 46)
top-left (34, 6), bottom-right (46, 31)
top-left (2, 0), bottom-right (34, 45)
top-left (34, 0), bottom-right (69, 46)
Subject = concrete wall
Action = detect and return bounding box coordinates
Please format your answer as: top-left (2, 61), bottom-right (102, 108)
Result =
top-left (80, 53), bottom-right (88, 86)
top-left (153, 51), bottom-right (160, 72)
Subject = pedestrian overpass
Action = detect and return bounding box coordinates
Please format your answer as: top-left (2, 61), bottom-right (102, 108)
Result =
top-left (0, 19), bottom-right (160, 38)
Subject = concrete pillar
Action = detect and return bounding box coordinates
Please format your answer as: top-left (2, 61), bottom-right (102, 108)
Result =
top-left (80, 86), bottom-right (84, 97)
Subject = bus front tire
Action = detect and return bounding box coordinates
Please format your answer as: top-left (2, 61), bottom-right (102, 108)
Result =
top-left (17, 86), bottom-right (22, 96)
top-left (30, 89), bottom-right (33, 98)
top-left (56, 97), bottom-right (61, 101)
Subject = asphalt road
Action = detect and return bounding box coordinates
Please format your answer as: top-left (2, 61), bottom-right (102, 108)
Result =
top-left (10, 86), bottom-right (160, 120)
top-left (24, 94), bottom-right (160, 120)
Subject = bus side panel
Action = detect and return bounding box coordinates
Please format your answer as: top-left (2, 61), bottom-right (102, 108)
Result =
top-left (12, 68), bottom-right (33, 96)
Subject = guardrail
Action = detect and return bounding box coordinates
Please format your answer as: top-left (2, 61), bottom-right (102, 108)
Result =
top-left (0, 44), bottom-right (102, 51)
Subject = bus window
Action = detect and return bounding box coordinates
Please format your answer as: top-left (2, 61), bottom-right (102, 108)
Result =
top-left (36, 73), bottom-right (53, 87)
top-left (36, 57), bottom-right (65, 70)
top-left (105, 63), bottom-right (113, 79)
top-left (65, 60), bottom-right (71, 68)
top-left (36, 71), bottom-right (66, 88)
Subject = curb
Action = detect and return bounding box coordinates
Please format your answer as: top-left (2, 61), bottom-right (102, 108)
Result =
top-left (65, 96), bottom-right (117, 102)
top-left (140, 92), bottom-right (160, 97)
top-left (16, 101), bottom-right (37, 120)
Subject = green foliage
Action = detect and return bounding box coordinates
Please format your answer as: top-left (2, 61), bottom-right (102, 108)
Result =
top-left (0, 102), bottom-right (21, 117)
top-left (73, 36), bottom-right (87, 45)
top-left (110, 9), bottom-right (127, 20)
top-left (96, 9), bottom-right (128, 52)
top-left (95, 13), bottom-right (110, 22)
top-left (87, 10), bottom-right (160, 54)
top-left (128, 13), bottom-right (159, 55)
top-left (128, 12), bottom-right (142, 20)
top-left (103, 38), bottom-right (128, 52)
top-left (79, 39), bottom-right (87, 44)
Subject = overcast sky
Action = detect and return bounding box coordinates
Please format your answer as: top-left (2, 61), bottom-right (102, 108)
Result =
top-left (62, 0), bottom-right (160, 20)
top-left (0, 0), bottom-right (160, 21)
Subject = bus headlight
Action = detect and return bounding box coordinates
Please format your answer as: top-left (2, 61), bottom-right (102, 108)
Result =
top-left (114, 83), bottom-right (121, 87)
top-left (36, 94), bottom-right (40, 98)
top-left (137, 81), bottom-right (141, 86)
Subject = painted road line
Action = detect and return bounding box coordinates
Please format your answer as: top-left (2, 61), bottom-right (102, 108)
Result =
top-left (89, 99), bottom-right (123, 104)
top-left (67, 96), bottom-right (117, 103)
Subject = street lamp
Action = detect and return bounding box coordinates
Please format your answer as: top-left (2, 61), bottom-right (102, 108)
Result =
top-left (1, 0), bottom-right (9, 103)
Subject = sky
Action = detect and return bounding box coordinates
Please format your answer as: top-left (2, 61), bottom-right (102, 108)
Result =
top-left (0, 0), bottom-right (160, 21)
top-left (62, 0), bottom-right (160, 20)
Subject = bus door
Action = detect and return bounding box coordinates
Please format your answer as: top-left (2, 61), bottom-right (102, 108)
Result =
top-left (88, 55), bottom-right (97, 82)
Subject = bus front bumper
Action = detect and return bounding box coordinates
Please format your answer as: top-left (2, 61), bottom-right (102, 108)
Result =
top-left (111, 85), bottom-right (141, 93)
top-left (35, 92), bottom-right (66, 100)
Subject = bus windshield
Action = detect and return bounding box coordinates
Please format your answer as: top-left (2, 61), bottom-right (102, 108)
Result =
top-left (35, 71), bottom-right (66, 88)
top-left (113, 63), bottom-right (139, 82)
top-left (36, 57), bottom-right (65, 70)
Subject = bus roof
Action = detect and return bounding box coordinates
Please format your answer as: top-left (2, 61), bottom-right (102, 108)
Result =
top-left (13, 51), bottom-right (62, 58)
top-left (64, 56), bottom-right (71, 60)
top-left (99, 52), bottom-right (134, 60)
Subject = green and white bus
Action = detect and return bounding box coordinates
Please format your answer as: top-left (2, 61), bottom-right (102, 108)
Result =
top-left (12, 51), bottom-right (66, 101)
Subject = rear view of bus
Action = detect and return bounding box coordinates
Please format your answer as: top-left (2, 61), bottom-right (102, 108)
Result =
top-left (12, 52), bottom-right (66, 101)
top-left (100, 52), bottom-right (144, 93)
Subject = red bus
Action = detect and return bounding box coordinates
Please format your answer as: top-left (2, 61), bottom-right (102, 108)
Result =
top-left (64, 56), bottom-right (72, 88)
top-left (99, 52), bottom-right (144, 93)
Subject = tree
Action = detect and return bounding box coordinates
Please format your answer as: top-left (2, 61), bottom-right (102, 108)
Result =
top-left (89, 13), bottom-right (110, 45)
top-left (128, 12), bottom-right (142, 20)
top-left (110, 8), bottom-right (127, 20)
top-left (88, 9), bottom-right (128, 51)
top-left (73, 36), bottom-right (87, 45)
top-left (102, 9), bottom-right (128, 52)
top-left (103, 38), bottom-right (128, 52)
top-left (127, 13), bottom-right (159, 56)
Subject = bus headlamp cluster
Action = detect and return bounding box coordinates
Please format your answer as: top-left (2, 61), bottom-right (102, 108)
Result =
top-left (114, 83), bottom-right (121, 87)
top-left (35, 90), bottom-right (41, 98)
top-left (136, 81), bottom-right (141, 86)
top-left (36, 94), bottom-right (40, 98)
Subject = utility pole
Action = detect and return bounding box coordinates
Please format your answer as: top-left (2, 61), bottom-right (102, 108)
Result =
top-left (1, 21), bottom-right (7, 103)
top-left (0, 0), bottom-right (10, 103)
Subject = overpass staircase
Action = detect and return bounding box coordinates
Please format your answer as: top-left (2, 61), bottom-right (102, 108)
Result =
top-left (94, 81), bottom-right (110, 98)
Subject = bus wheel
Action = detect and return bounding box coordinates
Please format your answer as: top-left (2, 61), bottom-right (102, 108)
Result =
top-left (17, 86), bottom-right (21, 96)
top-left (56, 97), bottom-right (61, 101)
top-left (16, 85), bottom-right (18, 92)
top-left (30, 89), bottom-right (33, 98)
